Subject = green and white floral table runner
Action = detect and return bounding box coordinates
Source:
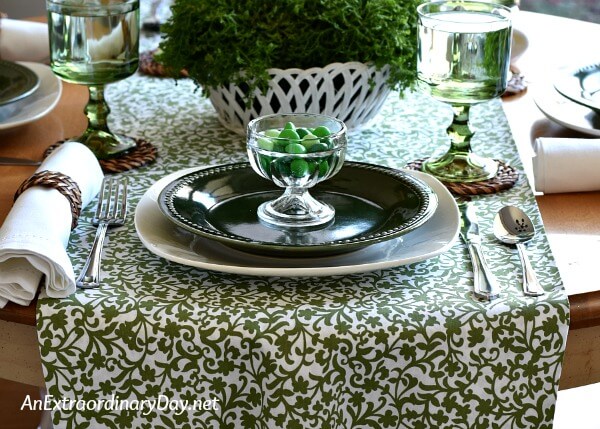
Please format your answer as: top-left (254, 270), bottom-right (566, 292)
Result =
top-left (37, 72), bottom-right (569, 428)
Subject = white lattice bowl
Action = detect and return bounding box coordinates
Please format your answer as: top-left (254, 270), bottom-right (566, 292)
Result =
top-left (208, 62), bottom-right (392, 135)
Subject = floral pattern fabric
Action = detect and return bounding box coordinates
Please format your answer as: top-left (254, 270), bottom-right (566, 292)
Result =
top-left (37, 71), bottom-right (569, 429)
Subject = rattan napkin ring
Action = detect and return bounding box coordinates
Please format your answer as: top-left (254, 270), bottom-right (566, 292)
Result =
top-left (14, 170), bottom-right (82, 230)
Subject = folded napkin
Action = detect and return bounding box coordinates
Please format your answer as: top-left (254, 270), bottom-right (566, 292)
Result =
top-left (0, 142), bottom-right (103, 308)
top-left (0, 19), bottom-right (49, 63)
top-left (533, 138), bottom-right (600, 193)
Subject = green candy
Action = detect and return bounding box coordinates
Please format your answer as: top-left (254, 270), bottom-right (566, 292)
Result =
top-left (257, 137), bottom-right (274, 151)
top-left (312, 126), bottom-right (331, 137)
top-left (278, 128), bottom-right (300, 141)
top-left (273, 140), bottom-right (288, 152)
top-left (259, 154), bottom-right (273, 176)
top-left (307, 142), bottom-right (329, 153)
top-left (283, 121), bottom-right (296, 130)
top-left (290, 158), bottom-right (309, 178)
top-left (296, 127), bottom-right (309, 138)
top-left (301, 133), bottom-right (320, 150)
top-left (318, 160), bottom-right (330, 177)
top-left (276, 158), bottom-right (291, 176)
top-left (285, 143), bottom-right (307, 154)
top-left (264, 129), bottom-right (281, 138)
top-left (320, 137), bottom-right (334, 149)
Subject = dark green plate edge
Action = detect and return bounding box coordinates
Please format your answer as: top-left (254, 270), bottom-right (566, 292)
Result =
top-left (0, 61), bottom-right (40, 106)
top-left (157, 161), bottom-right (439, 256)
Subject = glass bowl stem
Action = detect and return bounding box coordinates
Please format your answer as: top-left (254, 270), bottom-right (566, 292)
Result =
top-left (257, 186), bottom-right (335, 228)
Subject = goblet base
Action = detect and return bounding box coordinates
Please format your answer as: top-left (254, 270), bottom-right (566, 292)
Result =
top-left (258, 191), bottom-right (335, 228)
top-left (76, 129), bottom-right (137, 160)
top-left (422, 152), bottom-right (498, 183)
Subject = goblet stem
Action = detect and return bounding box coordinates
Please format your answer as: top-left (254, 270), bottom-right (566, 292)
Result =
top-left (422, 103), bottom-right (498, 182)
top-left (258, 187), bottom-right (335, 228)
top-left (447, 104), bottom-right (474, 153)
top-left (86, 85), bottom-right (111, 134)
top-left (77, 85), bottom-right (136, 159)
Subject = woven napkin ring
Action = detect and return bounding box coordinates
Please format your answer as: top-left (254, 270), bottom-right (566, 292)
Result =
top-left (14, 170), bottom-right (83, 230)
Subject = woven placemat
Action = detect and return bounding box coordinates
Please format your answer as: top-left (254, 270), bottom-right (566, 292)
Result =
top-left (45, 138), bottom-right (158, 174)
top-left (14, 170), bottom-right (82, 229)
top-left (405, 159), bottom-right (519, 196)
top-left (139, 49), bottom-right (188, 78)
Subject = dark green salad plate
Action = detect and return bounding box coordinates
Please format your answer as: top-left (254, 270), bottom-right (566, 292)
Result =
top-left (158, 162), bottom-right (438, 257)
top-left (0, 61), bottom-right (40, 106)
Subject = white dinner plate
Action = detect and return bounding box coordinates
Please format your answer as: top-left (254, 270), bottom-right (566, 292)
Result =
top-left (554, 62), bottom-right (600, 113)
top-left (0, 62), bottom-right (62, 131)
top-left (533, 82), bottom-right (600, 137)
top-left (135, 167), bottom-right (460, 277)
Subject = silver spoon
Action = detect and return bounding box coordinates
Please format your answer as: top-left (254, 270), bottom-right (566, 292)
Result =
top-left (493, 206), bottom-right (545, 297)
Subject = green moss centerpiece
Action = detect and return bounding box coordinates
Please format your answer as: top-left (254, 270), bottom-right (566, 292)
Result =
top-left (158, 0), bottom-right (421, 133)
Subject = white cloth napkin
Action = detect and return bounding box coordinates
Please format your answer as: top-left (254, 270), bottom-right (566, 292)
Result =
top-left (533, 138), bottom-right (600, 194)
top-left (0, 19), bottom-right (49, 63)
top-left (0, 142), bottom-right (104, 308)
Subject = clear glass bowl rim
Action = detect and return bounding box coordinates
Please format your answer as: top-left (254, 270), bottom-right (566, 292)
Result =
top-left (247, 113), bottom-right (348, 142)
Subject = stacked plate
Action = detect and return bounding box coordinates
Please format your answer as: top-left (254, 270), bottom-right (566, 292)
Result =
top-left (534, 62), bottom-right (600, 136)
top-left (0, 60), bottom-right (62, 130)
top-left (135, 162), bottom-right (460, 276)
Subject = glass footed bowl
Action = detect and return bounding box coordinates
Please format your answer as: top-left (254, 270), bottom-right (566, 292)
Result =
top-left (247, 113), bottom-right (347, 228)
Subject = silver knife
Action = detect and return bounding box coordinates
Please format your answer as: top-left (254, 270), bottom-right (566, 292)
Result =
top-left (0, 157), bottom-right (41, 166)
top-left (459, 202), bottom-right (501, 301)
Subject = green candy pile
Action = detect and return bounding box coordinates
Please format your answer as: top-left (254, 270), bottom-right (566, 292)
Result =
top-left (255, 121), bottom-right (338, 179)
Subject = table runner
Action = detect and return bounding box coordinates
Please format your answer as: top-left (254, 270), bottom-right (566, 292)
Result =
top-left (36, 72), bottom-right (569, 428)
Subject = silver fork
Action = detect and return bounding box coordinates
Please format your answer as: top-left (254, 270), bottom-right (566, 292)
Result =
top-left (76, 176), bottom-right (128, 289)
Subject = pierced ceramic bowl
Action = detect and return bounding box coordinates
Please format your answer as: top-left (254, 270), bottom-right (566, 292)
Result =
top-left (247, 113), bottom-right (347, 228)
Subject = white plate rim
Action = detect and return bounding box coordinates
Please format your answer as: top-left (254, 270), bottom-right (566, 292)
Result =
top-left (0, 62), bottom-right (62, 131)
top-left (553, 62), bottom-right (600, 112)
top-left (533, 82), bottom-right (600, 137)
top-left (134, 166), bottom-right (460, 277)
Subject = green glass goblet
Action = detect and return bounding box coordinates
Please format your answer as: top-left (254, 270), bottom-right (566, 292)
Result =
top-left (417, 1), bottom-right (512, 182)
top-left (47, 0), bottom-right (140, 159)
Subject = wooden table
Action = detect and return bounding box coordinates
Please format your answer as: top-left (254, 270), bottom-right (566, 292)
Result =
top-left (1, 11), bottom-right (600, 390)
top-left (500, 11), bottom-right (600, 390)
